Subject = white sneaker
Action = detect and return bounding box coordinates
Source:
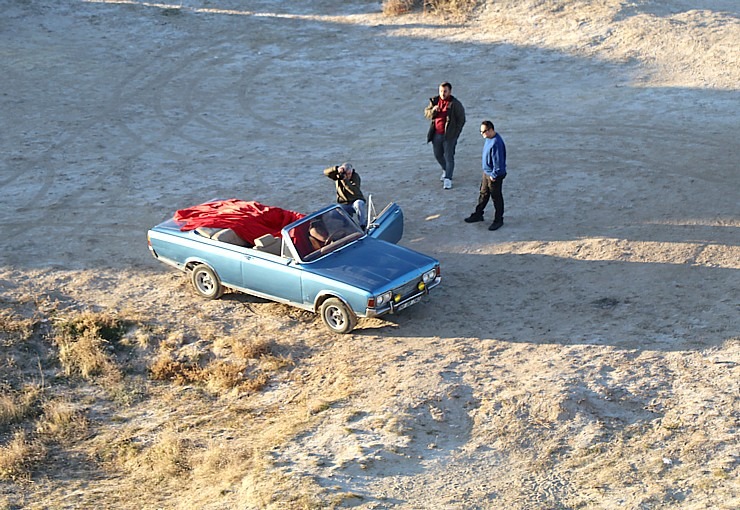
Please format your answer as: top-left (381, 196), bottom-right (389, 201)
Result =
top-left (443, 178), bottom-right (452, 189)
top-left (440, 172), bottom-right (446, 181)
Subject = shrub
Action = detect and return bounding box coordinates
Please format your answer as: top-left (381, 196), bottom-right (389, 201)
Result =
top-left (382, 0), bottom-right (478, 18)
top-left (0, 431), bottom-right (46, 481)
top-left (383, 0), bottom-right (416, 16)
top-left (52, 311), bottom-right (125, 382)
top-left (35, 399), bottom-right (88, 441)
top-left (0, 386), bottom-right (41, 431)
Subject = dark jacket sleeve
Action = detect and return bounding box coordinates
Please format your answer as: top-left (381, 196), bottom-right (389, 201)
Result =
top-left (448, 98), bottom-right (466, 139)
top-left (324, 165), bottom-right (341, 180)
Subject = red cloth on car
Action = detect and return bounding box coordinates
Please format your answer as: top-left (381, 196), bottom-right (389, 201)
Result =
top-left (174, 199), bottom-right (304, 244)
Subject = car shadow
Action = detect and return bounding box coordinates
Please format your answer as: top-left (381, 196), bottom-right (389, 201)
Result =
top-left (356, 250), bottom-right (738, 353)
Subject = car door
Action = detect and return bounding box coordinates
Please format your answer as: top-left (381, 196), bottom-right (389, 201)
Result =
top-left (366, 202), bottom-right (403, 244)
top-left (238, 247), bottom-right (303, 305)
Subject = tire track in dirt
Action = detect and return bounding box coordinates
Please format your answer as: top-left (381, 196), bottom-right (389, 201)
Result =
top-left (2, 30), bottom-right (259, 247)
top-left (0, 37), bottom-right (206, 235)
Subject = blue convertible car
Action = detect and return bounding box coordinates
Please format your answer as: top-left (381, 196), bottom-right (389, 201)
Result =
top-left (147, 198), bottom-right (441, 333)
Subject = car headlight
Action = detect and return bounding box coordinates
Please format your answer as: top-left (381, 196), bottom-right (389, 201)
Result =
top-left (375, 291), bottom-right (393, 306)
top-left (422, 268), bottom-right (437, 284)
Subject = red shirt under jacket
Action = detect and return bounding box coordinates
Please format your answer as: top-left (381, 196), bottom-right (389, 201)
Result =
top-left (434, 98), bottom-right (449, 134)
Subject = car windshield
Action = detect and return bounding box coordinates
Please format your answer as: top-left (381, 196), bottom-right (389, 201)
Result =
top-left (288, 207), bottom-right (364, 261)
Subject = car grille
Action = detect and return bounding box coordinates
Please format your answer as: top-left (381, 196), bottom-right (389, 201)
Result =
top-left (395, 278), bottom-right (421, 299)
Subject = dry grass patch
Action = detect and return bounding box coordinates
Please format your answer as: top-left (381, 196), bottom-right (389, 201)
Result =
top-left (0, 308), bottom-right (35, 338)
top-left (382, 0), bottom-right (478, 18)
top-left (150, 334), bottom-right (292, 394)
top-left (139, 426), bottom-right (193, 481)
top-left (0, 395), bottom-right (24, 429)
top-left (190, 438), bottom-right (252, 478)
top-left (149, 355), bottom-right (273, 393)
top-left (0, 385), bottom-right (42, 431)
top-left (0, 431), bottom-right (47, 481)
top-left (148, 356), bottom-right (201, 385)
top-left (99, 425), bottom-right (194, 485)
top-left (425, 0), bottom-right (478, 18)
top-left (204, 360), bottom-right (270, 393)
top-left (239, 453), bottom-right (328, 509)
top-left (227, 336), bottom-right (272, 359)
top-left (382, 0), bottom-right (416, 16)
top-left (35, 399), bottom-right (88, 441)
top-left (51, 311), bottom-right (127, 382)
top-left (0, 391), bottom-right (87, 483)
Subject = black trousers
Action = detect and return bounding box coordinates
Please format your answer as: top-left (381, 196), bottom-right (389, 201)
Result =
top-left (474, 175), bottom-right (504, 222)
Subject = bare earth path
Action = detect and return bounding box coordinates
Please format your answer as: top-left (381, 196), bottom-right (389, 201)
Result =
top-left (1, 1), bottom-right (738, 508)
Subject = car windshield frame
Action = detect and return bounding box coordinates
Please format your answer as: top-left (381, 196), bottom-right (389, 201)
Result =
top-left (284, 206), bottom-right (364, 263)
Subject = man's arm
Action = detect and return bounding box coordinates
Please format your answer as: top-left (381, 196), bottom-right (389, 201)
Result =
top-left (323, 165), bottom-right (341, 180)
top-left (491, 141), bottom-right (503, 179)
top-left (483, 142), bottom-right (495, 178)
top-left (452, 99), bottom-right (465, 135)
top-left (424, 96), bottom-right (439, 120)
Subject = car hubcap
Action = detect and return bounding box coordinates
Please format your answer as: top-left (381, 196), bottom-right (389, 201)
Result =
top-left (197, 273), bottom-right (213, 292)
top-left (327, 306), bottom-right (344, 329)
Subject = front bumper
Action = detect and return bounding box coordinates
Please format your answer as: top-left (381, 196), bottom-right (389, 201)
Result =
top-left (364, 276), bottom-right (441, 318)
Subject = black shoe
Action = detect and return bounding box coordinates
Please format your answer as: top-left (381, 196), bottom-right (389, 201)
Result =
top-left (464, 213), bottom-right (484, 223)
top-left (488, 220), bottom-right (504, 231)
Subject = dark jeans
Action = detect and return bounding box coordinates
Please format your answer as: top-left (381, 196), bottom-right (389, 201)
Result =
top-left (432, 132), bottom-right (458, 180)
top-left (474, 175), bottom-right (505, 222)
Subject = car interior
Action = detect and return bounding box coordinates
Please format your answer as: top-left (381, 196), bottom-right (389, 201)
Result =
top-left (194, 227), bottom-right (251, 247)
top-left (252, 234), bottom-right (281, 255)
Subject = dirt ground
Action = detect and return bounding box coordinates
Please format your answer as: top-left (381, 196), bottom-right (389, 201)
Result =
top-left (1, 1), bottom-right (738, 509)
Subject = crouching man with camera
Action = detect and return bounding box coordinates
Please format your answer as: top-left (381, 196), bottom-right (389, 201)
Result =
top-left (323, 162), bottom-right (367, 228)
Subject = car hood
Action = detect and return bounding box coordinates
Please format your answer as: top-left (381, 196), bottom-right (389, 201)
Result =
top-left (302, 237), bottom-right (437, 292)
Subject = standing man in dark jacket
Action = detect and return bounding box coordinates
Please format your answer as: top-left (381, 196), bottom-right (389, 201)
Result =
top-left (425, 82), bottom-right (465, 190)
top-left (464, 120), bottom-right (507, 231)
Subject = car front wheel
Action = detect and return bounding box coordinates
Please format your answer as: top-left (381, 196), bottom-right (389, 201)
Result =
top-left (191, 264), bottom-right (223, 299)
top-left (320, 298), bottom-right (357, 334)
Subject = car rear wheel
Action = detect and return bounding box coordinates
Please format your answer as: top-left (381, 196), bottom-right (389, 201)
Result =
top-left (320, 298), bottom-right (357, 334)
top-left (191, 264), bottom-right (223, 299)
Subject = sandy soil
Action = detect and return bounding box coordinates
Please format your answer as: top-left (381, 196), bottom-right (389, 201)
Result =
top-left (1, 1), bottom-right (738, 508)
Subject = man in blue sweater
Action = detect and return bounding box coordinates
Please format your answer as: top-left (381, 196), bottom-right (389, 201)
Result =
top-left (464, 120), bottom-right (507, 230)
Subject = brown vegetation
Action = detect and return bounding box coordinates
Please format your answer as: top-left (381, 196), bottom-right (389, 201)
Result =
top-left (0, 303), bottom-right (306, 502)
top-left (0, 431), bottom-right (47, 482)
top-left (383, 0), bottom-right (478, 18)
top-left (52, 311), bottom-right (125, 382)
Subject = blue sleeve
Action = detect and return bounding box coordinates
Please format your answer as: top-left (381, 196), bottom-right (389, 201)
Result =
top-left (482, 140), bottom-right (494, 176)
top-left (492, 137), bottom-right (507, 179)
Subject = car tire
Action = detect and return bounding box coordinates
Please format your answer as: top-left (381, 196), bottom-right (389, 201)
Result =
top-left (320, 297), bottom-right (357, 334)
top-left (191, 264), bottom-right (224, 300)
